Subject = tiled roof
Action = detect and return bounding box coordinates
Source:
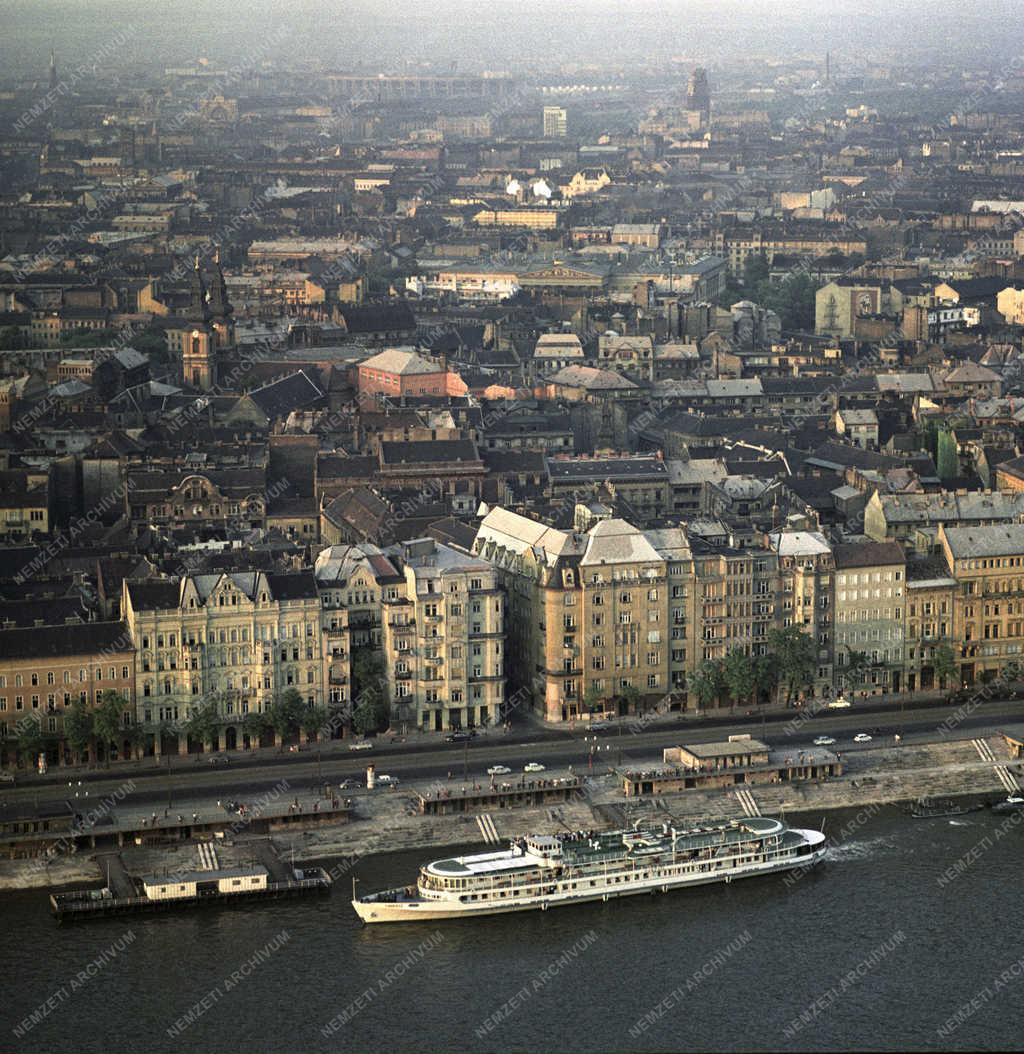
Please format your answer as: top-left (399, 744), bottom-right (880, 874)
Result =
top-left (0, 620), bottom-right (132, 660)
top-left (360, 347), bottom-right (440, 376)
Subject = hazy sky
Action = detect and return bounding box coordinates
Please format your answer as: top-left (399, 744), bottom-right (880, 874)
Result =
top-left (1, 1), bottom-right (1018, 77)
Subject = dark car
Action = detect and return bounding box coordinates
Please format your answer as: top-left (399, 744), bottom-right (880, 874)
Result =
top-left (445, 730), bottom-right (475, 742)
top-left (223, 800), bottom-right (241, 813)
top-left (339, 779), bottom-right (362, 791)
top-left (207, 753), bottom-right (230, 765)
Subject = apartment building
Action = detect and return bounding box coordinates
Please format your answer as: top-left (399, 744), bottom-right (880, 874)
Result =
top-left (692, 537), bottom-right (778, 667)
top-left (0, 621), bottom-right (135, 768)
top-left (123, 571), bottom-right (328, 753)
top-left (769, 530), bottom-right (835, 693)
top-left (940, 524), bottom-right (1024, 686)
top-left (903, 563), bottom-right (958, 693)
top-left (315, 542), bottom-right (395, 651)
top-left (381, 537), bottom-right (504, 732)
top-left (575, 520), bottom-right (671, 719)
top-left (473, 506), bottom-right (584, 722)
top-left (474, 507), bottom-right (696, 722)
top-left (833, 541), bottom-right (906, 694)
top-left (647, 528), bottom-right (698, 697)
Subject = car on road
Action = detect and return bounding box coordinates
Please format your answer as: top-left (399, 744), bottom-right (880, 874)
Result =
top-left (374, 774), bottom-right (399, 787)
top-left (349, 740), bottom-right (374, 751)
top-left (827, 698), bottom-right (851, 709)
top-left (222, 800), bottom-right (241, 813)
top-left (853, 733), bottom-right (873, 743)
top-left (487, 765), bottom-right (511, 776)
top-left (339, 779), bottom-right (362, 791)
top-left (207, 753), bottom-right (230, 765)
top-left (523, 762), bottom-right (546, 773)
top-left (445, 730), bottom-right (475, 742)
top-left (813, 736), bottom-right (836, 746)
top-left (590, 721), bottom-right (612, 731)
top-left (0, 770), bottom-right (15, 783)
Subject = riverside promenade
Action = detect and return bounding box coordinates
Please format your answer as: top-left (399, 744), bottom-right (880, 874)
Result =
top-left (2, 728), bottom-right (1019, 892)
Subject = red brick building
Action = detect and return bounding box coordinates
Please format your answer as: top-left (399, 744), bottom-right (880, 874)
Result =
top-left (357, 347), bottom-right (467, 400)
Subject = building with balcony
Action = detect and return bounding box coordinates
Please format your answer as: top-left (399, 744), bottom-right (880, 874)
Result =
top-left (768, 530), bottom-right (835, 695)
top-left (940, 523), bottom-right (1024, 686)
top-left (691, 536), bottom-right (778, 672)
top-left (903, 563), bottom-right (958, 693)
top-left (833, 541), bottom-right (906, 695)
top-left (381, 537), bottom-right (504, 732)
top-left (473, 507), bottom-right (699, 723)
top-left (123, 571), bottom-right (327, 754)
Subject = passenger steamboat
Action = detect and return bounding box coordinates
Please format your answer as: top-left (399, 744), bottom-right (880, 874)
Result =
top-left (352, 816), bottom-right (827, 923)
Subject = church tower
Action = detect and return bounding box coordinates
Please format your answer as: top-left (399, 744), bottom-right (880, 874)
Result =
top-left (180, 256), bottom-right (218, 390)
top-left (207, 247), bottom-right (235, 349)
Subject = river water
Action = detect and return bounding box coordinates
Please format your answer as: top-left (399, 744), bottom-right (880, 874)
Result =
top-left (2, 807), bottom-right (1022, 1053)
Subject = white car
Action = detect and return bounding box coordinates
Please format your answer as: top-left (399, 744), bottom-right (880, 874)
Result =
top-left (853, 733), bottom-right (872, 743)
top-left (813, 736), bottom-right (836, 746)
top-left (349, 740), bottom-right (373, 751)
top-left (375, 774), bottom-right (399, 786)
top-left (827, 698), bottom-right (851, 709)
top-left (487, 765), bottom-right (511, 776)
top-left (523, 762), bottom-right (546, 773)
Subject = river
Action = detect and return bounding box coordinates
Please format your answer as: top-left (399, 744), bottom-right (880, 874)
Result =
top-left (2, 807), bottom-right (1022, 1053)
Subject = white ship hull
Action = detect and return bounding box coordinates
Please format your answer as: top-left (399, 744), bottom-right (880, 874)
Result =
top-left (352, 828), bottom-right (826, 923)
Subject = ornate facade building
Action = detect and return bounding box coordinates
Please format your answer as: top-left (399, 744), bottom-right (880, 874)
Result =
top-left (123, 571), bottom-right (328, 753)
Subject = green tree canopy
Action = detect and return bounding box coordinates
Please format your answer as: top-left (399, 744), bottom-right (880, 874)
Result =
top-left (618, 684), bottom-right (643, 714)
top-left (582, 684), bottom-right (604, 713)
top-left (94, 691), bottom-right (130, 763)
top-left (688, 660), bottom-right (726, 710)
top-left (752, 654), bottom-right (778, 702)
top-left (186, 699), bottom-right (221, 748)
top-left (17, 717), bottom-right (44, 763)
top-left (59, 326), bottom-right (121, 347)
top-left (0, 325), bottom-right (24, 351)
top-left (723, 649), bottom-right (757, 705)
top-left (766, 626), bottom-right (817, 701)
top-left (300, 705), bottom-right (329, 740)
top-left (351, 650), bottom-right (385, 696)
top-left (933, 643), bottom-right (958, 688)
top-left (242, 711), bottom-right (271, 742)
top-left (268, 689), bottom-right (306, 743)
top-left (63, 699), bottom-right (94, 761)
